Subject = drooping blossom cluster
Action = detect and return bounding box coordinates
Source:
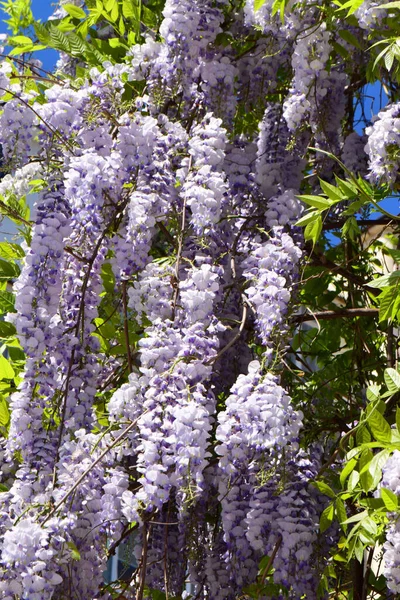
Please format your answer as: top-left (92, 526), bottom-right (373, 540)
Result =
top-left (365, 102), bottom-right (400, 187)
top-left (381, 451), bottom-right (400, 592)
top-left (0, 0), bottom-right (391, 597)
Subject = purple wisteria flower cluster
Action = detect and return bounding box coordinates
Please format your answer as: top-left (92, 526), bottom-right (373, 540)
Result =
top-left (0, 0), bottom-right (387, 597)
top-left (365, 102), bottom-right (400, 187)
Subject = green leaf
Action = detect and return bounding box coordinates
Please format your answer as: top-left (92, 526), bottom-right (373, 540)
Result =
top-left (0, 291), bottom-right (15, 313)
top-left (304, 216), bottom-right (322, 245)
top-left (295, 210), bottom-right (320, 227)
top-left (9, 34), bottom-right (32, 45)
top-left (67, 32), bottom-right (88, 56)
top-left (378, 285), bottom-right (400, 322)
top-left (385, 47), bottom-right (396, 71)
top-left (335, 498), bottom-right (347, 532)
top-left (373, 44), bottom-right (391, 71)
top-left (334, 176), bottom-right (358, 196)
top-left (359, 448), bottom-right (374, 492)
top-left (340, 457), bottom-right (357, 487)
top-left (110, 1), bottom-right (119, 22)
top-left (368, 449), bottom-right (391, 489)
top-left (0, 259), bottom-right (20, 281)
top-left (101, 263), bottom-right (115, 293)
top-left (381, 487), bottom-right (398, 511)
top-left (361, 516), bottom-right (378, 536)
top-left (122, 0), bottom-right (135, 18)
top-left (312, 481), bottom-right (335, 499)
top-left (108, 37), bottom-right (128, 49)
top-left (347, 470), bottom-right (360, 491)
top-left (338, 29), bottom-right (362, 49)
top-left (0, 355), bottom-right (15, 379)
top-left (320, 503), bottom-right (334, 533)
top-left (366, 384), bottom-right (381, 402)
top-left (375, 1), bottom-right (400, 7)
top-left (342, 217), bottom-right (360, 241)
top-left (9, 45), bottom-right (34, 56)
top-left (342, 509), bottom-right (368, 526)
top-left (367, 409), bottom-right (391, 443)
top-left (354, 541), bottom-right (364, 563)
top-left (356, 425), bottom-right (371, 445)
top-left (368, 271), bottom-right (400, 288)
top-left (254, 0), bottom-right (267, 9)
top-left (141, 5), bottom-right (158, 27)
top-left (63, 3), bottom-right (86, 18)
top-left (336, 0), bottom-right (367, 15)
top-left (360, 497), bottom-right (385, 509)
top-left (333, 40), bottom-right (350, 59)
top-left (0, 396), bottom-right (9, 426)
top-left (67, 541), bottom-right (81, 561)
top-left (0, 243), bottom-right (24, 260)
top-left (0, 322), bottom-right (16, 338)
top-left (297, 194), bottom-right (331, 209)
top-left (385, 367), bottom-right (400, 394)
top-left (49, 24), bottom-right (71, 52)
top-left (396, 407), bottom-right (400, 433)
top-left (118, 14), bottom-right (126, 35)
top-left (34, 21), bottom-right (51, 45)
top-left (319, 179), bottom-right (343, 201)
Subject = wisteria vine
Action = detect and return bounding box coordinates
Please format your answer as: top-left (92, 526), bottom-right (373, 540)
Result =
top-left (0, 0), bottom-right (398, 598)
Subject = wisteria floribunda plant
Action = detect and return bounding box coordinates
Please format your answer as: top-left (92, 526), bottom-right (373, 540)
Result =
top-left (0, 0), bottom-right (400, 598)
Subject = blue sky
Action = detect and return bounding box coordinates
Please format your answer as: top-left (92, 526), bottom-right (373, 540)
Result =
top-left (0, 0), bottom-right (57, 71)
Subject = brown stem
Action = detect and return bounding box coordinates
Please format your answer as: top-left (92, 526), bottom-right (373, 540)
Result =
top-left (260, 536), bottom-right (282, 584)
top-left (206, 301), bottom-right (247, 365)
top-left (352, 555), bottom-right (364, 600)
top-left (107, 522), bottom-right (139, 559)
top-left (292, 308), bottom-right (379, 323)
top-left (136, 522), bottom-right (150, 600)
top-left (43, 412), bottom-right (147, 524)
top-left (310, 251), bottom-right (379, 296)
top-left (323, 217), bottom-right (397, 231)
top-left (361, 547), bottom-right (374, 600)
top-left (157, 221), bottom-right (177, 248)
top-left (171, 159), bottom-right (191, 320)
top-left (122, 280), bottom-right (133, 373)
top-left (387, 324), bottom-right (395, 368)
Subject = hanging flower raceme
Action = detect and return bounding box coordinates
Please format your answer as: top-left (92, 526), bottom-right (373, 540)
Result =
top-left (380, 451), bottom-right (400, 592)
top-left (365, 102), bottom-right (400, 187)
top-left (0, 0), bottom-right (374, 594)
top-left (215, 360), bottom-right (303, 594)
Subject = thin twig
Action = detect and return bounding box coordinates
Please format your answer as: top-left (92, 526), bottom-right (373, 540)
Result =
top-left (292, 308), bottom-right (379, 324)
top-left (171, 158), bottom-right (191, 320)
top-left (157, 221), bottom-right (177, 248)
top-left (206, 302), bottom-right (247, 365)
top-left (260, 536), bottom-right (282, 584)
top-left (43, 413), bottom-right (146, 524)
top-left (122, 280), bottom-right (133, 373)
top-left (0, 87), bottom-right (75, 153)
top-left (136, 522), bottom-right (150, 600)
